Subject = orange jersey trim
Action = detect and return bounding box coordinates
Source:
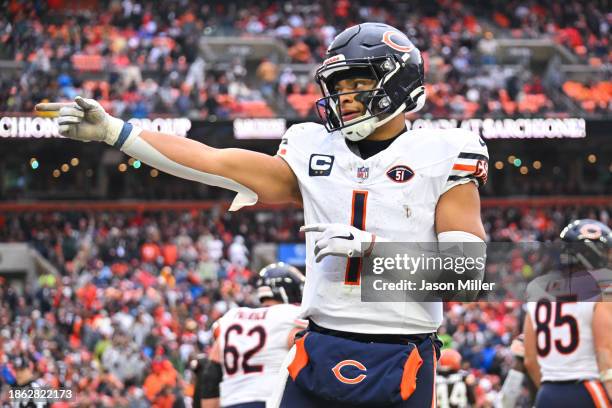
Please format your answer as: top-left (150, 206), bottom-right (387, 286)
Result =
top-left (452, 163), bottom-right (477, 172)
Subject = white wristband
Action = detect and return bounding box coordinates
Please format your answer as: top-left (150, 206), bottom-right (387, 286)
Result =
top-left (110, 120), bottom-right (139, 148)
top-left (105, 115), bottom-right (128, 146)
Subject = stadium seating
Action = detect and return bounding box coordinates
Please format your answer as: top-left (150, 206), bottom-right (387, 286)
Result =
top-left (0, 0), bottom-right (607, 119)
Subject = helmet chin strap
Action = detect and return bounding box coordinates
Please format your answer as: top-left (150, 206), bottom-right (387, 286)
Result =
top-left (340, 86), bottom-right (426, 142)
top-left (341, 115), bottom-right (378, 141)
top-left (341, 102), bottom-right (406, 141)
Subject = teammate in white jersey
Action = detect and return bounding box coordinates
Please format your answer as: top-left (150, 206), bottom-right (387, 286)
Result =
top-left (523, 219), bottom-right (612, 408)
top-left (200, 263), bottom-right (306, 408)
top-left (36, 22), bottom-right (488, 407)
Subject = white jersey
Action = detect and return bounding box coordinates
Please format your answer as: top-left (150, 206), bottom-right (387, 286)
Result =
top-left (526, 301), bottom-right (599, 381)
top-left (216, 303), bottom-right (305, 406)
top-left (436, 372), bottom-right (473, 408)
top-left (278, 122), bottom-right (488, 334)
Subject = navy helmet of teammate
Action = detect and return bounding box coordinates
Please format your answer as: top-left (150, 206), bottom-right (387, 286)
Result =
top-left (255, 262), bottom-right (305, 304)
top-left (526, 219), bottom-right (611, 303)
top-left (198, 263), bottom-right (306, 408)
top-left (523, 219), bottom-right (612, 408)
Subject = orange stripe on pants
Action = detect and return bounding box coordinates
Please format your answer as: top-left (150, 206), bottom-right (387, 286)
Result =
top-left (585, 380), bottom-right (611, 408)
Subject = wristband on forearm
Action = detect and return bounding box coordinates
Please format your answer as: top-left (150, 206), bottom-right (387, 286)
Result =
top-left (115, 122), bottom-right (258, 211)
top-left (113, 121), bottom-right (140, 148)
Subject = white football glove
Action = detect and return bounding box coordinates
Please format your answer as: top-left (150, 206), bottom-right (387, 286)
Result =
top-left (300, 223), bottom-right (385, 263)
top-left (35, 96), bottom-right (125, 145)
top-left (510, 336), bottom-right (525, 358)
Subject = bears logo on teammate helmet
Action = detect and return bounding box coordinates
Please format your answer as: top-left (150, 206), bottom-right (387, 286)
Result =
top-left (560, 219), bottom-right (612, 270)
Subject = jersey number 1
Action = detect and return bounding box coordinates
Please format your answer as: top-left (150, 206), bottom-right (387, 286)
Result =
top-left (345, 190), bottom-right (368, 285)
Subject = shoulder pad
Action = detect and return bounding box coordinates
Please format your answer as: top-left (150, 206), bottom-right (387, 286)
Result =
top-left (282, 122), bottom-right (326, 142)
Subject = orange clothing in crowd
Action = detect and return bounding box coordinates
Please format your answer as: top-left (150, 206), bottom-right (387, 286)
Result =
top-left (162, 243), bottom-right (178, 266)
top-left (141, 242), bottom-right (161, 263)
top-left (143, 360), bottom-right (177, 402)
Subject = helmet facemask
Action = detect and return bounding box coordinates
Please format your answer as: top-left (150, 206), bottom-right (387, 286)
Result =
top-left (315, 53), bottom-right (425, 141)
top-left (255, 262), bottom-right (305, 304)
top-left (560, 220), bottom-right (612, 271)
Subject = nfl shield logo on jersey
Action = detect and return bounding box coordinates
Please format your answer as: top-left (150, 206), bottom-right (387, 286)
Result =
top-left (356, 166), bottom-right (369, 182)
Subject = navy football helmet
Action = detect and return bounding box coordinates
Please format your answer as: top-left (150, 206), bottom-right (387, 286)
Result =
top-left (560, 219), bottom-right (612, 270)
top-left (255, 262), bottom-right (305, 304)
top-left (315, 22), bottom-right (425, 141)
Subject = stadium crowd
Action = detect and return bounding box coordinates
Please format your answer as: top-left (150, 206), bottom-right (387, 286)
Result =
top-left (0, 0), bottom-right (609, 120)
top-left (0, 204), bottom-right (610, 406)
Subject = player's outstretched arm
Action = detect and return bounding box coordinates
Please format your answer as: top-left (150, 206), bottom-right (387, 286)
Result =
top-left (35, 97), bottom-right (299, 209)
top-left (523, 314), bottom-right (542, 387)
top-left (135, 130), bottom-right (299, 206)
top-left (593, 302), bottom-right (612, 400)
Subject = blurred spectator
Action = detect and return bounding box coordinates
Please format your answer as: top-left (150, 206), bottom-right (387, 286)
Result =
top-left (256, 58), bottom-right (279, 99)
top-left (478, 31), bottom-right (498, 65)
top-left (287, 39), bottom-right (313, 63)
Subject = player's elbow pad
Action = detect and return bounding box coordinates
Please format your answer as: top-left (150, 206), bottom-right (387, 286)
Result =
top-left (437, 231), bottom-right (487, 301)
top-left (119, 126), bottom-right (257, 211)
top-left (199, 359), bottom-right (223, 398)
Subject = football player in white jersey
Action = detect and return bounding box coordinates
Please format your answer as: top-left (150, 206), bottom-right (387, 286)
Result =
top-left (436, 349), bottom-right (476, 408)
top-left (37, 22), bottom-right (488, 407)
top-left (523, 219), bottom-right (612, 408)
top-left (199, 263), bottom-right (306, 408)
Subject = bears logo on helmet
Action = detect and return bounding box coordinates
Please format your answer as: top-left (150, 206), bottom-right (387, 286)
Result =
top-left (560, 219), bottom-right (612, 270)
